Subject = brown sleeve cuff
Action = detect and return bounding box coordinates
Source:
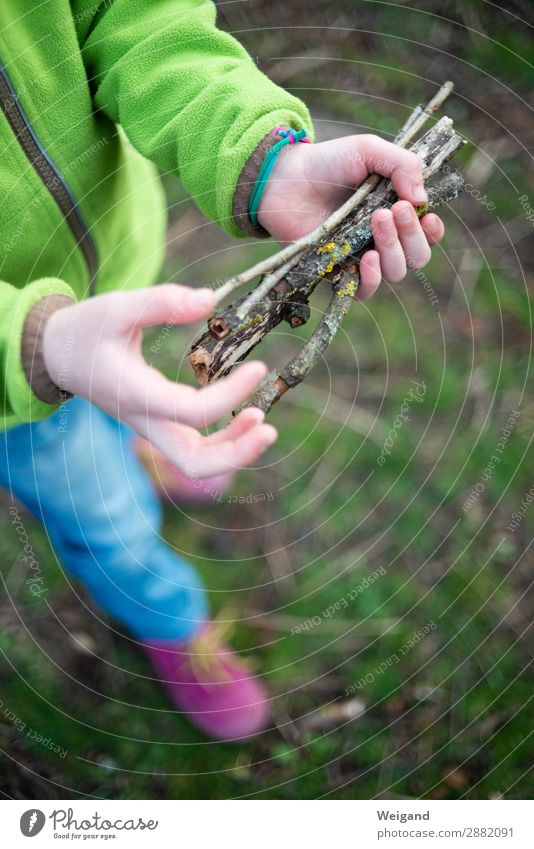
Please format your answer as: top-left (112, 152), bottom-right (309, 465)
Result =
top-left (21, 294), bottom-right (76, 405)
top-left (232, 126), bottom-right (289, 238)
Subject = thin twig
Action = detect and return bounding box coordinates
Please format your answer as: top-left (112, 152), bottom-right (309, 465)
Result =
top-left (240, 270), bottom-right (359, 412)
top-left (394, 80), bottom-right (455, 142)
top-left (244, 251), bottom-right (305, 311)
top-left (233, 179), bottom-right (379, 319)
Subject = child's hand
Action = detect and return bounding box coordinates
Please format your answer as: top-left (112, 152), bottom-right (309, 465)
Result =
top-left (257, 134), bottom-right (445, 300)
top-left (42, 285), bottom-right (277, 477)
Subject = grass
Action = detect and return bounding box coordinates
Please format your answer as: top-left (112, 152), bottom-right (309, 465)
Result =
top-left (1, 0), bottom-right (532, 800)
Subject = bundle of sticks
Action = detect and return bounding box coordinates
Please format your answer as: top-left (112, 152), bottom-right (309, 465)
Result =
top-left (189, 82), bottom-right (465, 413)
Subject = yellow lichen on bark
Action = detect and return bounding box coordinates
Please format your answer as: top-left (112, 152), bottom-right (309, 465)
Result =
top-left (336, 278), bottom-right (358, 298)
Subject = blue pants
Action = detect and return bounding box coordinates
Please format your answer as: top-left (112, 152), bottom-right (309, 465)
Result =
top-left (0, 398), bottom-right (208, 640)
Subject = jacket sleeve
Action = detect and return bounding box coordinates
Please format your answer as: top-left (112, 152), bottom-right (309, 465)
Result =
top-left (74, 0), bottom-right (313, 237)
top-left (0, 279), bottom-right (76, 423)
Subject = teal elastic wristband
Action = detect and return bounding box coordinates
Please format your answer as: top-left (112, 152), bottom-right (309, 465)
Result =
top-left (248, 127), bottom-right (310, 228)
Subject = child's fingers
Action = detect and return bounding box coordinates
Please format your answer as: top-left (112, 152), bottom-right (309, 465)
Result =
top-left (145, 418), bottom-right (277, 478)
top-left (392, 201), bottom-right (432, 269)
top-left (207, 407), bottom-right (265, 443)
top-left (352, 135), bottom-right (427, 204)
top-left (173, 361), bottom-right (268, 428)
top-left (127, 360), bottom-right (268, 426)
top-left (113, 283), bottom-right (216, 331)
top-left (356, 250), bottom-right (381, 300)
top-left (420, 213), bottom-right (445, 245)
top-left (195, 424), bottom-right (278, 477)
top-left (371, 208), bottom-right (406, 284)
top-left (356, 210), bottom-right (443, 302)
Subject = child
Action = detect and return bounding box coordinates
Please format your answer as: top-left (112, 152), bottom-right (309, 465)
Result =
top-left (0, 1), bottom-right (444, 740)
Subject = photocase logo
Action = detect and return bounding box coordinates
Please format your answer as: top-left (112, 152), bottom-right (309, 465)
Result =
top-left (20, 809), bottom-right (46, 837)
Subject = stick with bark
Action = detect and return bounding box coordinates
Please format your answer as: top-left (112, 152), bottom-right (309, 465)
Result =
top-left (239, 173), bottom-right (463, 412)
top-left (189, 127), bottom-right (464, 385)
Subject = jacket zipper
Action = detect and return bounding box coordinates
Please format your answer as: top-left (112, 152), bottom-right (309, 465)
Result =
top-left (0, 60), bottom-right (98, 287)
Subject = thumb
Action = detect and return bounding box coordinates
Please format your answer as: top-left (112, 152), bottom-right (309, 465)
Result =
top-left (117, 284), bottom-right (215, 331)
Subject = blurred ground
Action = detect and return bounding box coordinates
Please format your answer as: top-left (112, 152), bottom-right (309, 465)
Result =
top-left (1, 0), bottom-right (532, 799)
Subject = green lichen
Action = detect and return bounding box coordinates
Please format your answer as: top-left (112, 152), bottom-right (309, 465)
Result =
top-left (281, 286), bottom-right (302, 301)
top-left (336, 279), bottom-right (358, 298)
top-left (415, 203), bottom-right (430, 218)
top-left (235, 314), bottom-right (263, 334)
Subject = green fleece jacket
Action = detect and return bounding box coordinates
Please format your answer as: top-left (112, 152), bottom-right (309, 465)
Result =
top-left (0, 0), bottom-right (312, 427)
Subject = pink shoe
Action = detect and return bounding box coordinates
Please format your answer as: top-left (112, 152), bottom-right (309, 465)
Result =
top-left (134, 437), bottom-right (234, 503)
top-left (142, 621), bottom-right (271, 741)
